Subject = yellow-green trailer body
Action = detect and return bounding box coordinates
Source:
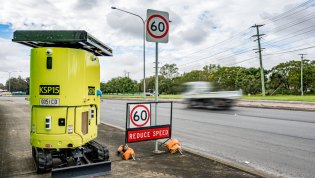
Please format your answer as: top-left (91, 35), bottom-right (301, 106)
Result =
top-left (30, 47), bottom-right (101, 149)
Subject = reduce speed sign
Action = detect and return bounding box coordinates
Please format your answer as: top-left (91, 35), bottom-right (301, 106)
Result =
top-left (146, 9), bottom-right (169, 43)
top-left (129, 104), bottom-right (151, 128)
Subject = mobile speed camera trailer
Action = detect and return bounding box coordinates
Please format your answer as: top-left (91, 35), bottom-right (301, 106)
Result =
top-left (12, 30), bottom-right (112, 177)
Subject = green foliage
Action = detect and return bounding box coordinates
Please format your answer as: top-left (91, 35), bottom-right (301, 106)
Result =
top-left (5, 76), bottom-right (30, 94)
top-left (210, 66), bottom-right (241, 91)
top-left (268, 60), bottom-right (315, 95)
top-left (160, 63), bottom-right (179, 79)
top-left (235, 68), bottom-right (267, 94)
top-left (101, 77), bottom-right (138, 93)
top-left (103, 60), bottom-right (315, 96)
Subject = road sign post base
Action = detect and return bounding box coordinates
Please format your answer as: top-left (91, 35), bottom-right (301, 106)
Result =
top-left (153, 150), bottom-right (165, 154)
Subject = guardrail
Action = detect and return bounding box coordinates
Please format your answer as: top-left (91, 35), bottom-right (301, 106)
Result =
top-left (12, 91), bottom-right (26, 95)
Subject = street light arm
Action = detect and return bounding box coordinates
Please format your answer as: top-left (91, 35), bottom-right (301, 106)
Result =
top-left (115, 8), bottom-right (145, 24)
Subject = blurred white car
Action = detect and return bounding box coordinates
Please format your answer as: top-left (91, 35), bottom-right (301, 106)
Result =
top-left (146, 89), bottom-right (159, 96)
top-left (182, 82), bottom-right (242, 109)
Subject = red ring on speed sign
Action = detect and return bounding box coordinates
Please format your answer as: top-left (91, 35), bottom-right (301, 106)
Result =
top-left (130, 105), bottom-right (150, 127)
top-left (147, 14), bottom-right (169, 39)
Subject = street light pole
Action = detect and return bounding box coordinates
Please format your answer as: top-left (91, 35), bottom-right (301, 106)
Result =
top-left (111, 7), bottom-right (146, 99)
top-left (0, 71), bottom-right (22, 93)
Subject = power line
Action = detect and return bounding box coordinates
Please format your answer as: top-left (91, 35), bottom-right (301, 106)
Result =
top-left (172, 6), bottom-right (315, 69)
top-left (161, 0), bottom-right (315, 71)
top-left (159, 28), bottom-right (254, 63)
top-left (263, 0), bottom-right (315, 25)
top-left (178, 23), bottom-right (315, 71)
top-left (179, 42), bottom-right (315, 72)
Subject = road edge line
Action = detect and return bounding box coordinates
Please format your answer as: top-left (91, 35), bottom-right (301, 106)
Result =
top-left (100, 121), bottom-right (278, 178)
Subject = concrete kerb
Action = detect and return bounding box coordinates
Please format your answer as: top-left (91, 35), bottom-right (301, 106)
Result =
top-left (236, 104), bottom-right (315, 112)
top-left (238, 99), bottom-right (315, 105)
top-left (100, 121), bottom-right (277, 178)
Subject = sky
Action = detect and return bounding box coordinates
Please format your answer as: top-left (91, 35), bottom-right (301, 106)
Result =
top-left (0, 0), bottom-right (314, 86)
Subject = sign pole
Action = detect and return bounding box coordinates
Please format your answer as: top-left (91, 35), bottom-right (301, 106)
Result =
top-left (145, 9), bottom-right (169, 152)
top-left (155, 41), bottom-right (159, 151)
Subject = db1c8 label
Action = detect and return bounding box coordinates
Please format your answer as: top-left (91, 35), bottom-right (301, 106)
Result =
top-left (39, 85), bottom-right (60, 95)
top-left (40, 98), bottom-right (60, 106)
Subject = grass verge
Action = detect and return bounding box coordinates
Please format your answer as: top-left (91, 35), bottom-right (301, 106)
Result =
top-left (240, 95), bottom-right (315, 102)
top-left (102, 95), bottom-right (182, 99)
top-left (103, 94), bottom-right (315, 102)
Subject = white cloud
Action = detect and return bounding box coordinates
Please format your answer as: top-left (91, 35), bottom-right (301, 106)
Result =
top-left (0, 0), bottom-right (313, 85)
top-left (0, 38), bottom-right (30, 85)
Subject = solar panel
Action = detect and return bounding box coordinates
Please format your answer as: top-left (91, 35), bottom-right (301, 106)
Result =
top-left (12, 30), bottom-right (112, 56)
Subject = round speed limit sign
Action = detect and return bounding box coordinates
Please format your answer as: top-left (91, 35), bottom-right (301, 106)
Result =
top-left (146, 9), bottom-right (169, 43)
top-left (129, 104), bottom-right (151, 128)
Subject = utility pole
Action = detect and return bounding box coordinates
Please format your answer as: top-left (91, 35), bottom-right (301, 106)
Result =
top-left (127, 72), bottom-right (130, 78)
top-left (123, 70), bottom-right (126, 77)
top-left (299, 54), bottom-right (306, 96)
top-left (252, 24), bottom-right (266, 97)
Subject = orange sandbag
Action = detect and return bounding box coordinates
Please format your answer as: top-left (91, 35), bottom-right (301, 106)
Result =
top-left (122, 145), bottom-right (128, 152)
top-left (117, 145), bottom-right (128, 155)
top-left (170, 144), bottom-right (182, 154)
top-left (122, 148), bottom-right (135, 160)
top-left (117, 145), bottom-right (124, 155)
top-left (165, 139), bottom-right (181, 150)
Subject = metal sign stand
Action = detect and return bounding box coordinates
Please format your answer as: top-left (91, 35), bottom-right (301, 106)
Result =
top-left (125, 101), bottom-right (173, 144)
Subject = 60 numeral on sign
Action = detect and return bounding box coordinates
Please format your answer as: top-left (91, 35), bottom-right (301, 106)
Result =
top-left (151, 22), bottom-right (165, 32)
top-left (133, 110), bottom-right (147, 121)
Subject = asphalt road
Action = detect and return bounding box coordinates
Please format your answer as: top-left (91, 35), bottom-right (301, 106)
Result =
top-left (101, 99), bottom-right (315, 178)
top-left (2, 97), bottom-right (315, 178)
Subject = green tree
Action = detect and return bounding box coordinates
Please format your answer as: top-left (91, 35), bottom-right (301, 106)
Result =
top-left (103, 77), bottom-right (120, 93)
top-left (25, 77), bottom-right (30, 95)
top-left (101, 77), bottom-right (139, 94)
top-left (200, 64), bottom-right (219, 81)
top-left (209, 66), bottom-right (242, 91)
top-left (118, 77), bottom-right (137, 93)
top-left (5, 76), bottom-right (28, 92)
top-left (160, 63), bottom-right (179, 79)
top-left (181, 70), bottom-right (202, 82)
top-left (268, 60), bottom-right (315, 94)
top-left (235, 68), bottom-right (267, 94)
